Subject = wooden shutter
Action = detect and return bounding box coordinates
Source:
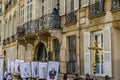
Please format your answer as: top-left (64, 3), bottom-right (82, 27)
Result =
top-left (60, 0), bottom-right (65, 16)
top-left (44, 1), bottom-right (47, 15)
top-left (84, 32), bottom-right (91, 74)
top-left (47, 0), bottom-right (52, 14)
top-left (0, 59), bottom-right (3, 80)
top-left (81, 0), bottom-right (89, 7)
top-left (103, 27), bottom-right (112, 77)
top-left (1, 22), bottom-right (4, 41)
top-left (74, 0), bottom-right (79, 10)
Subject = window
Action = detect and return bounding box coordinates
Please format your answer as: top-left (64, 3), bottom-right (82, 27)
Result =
top-left (13, 12), bottom-right (17, 35)
top-left (20, 4), bottom-right (24, 25)
top-left (27, 0), bottom-right (32, 21)
top-left (36, 0), bottom-right (40, 19)
top-left (0, 21), bottom-right (1, 42)
top-left (94, 32), bottom-right (104, 74)
top-left (18, 45), bottom-right (25, 60)
top-left (71, 0), bottom-right (74, 11)
top-left (26, 44), bottom-right (33, 61)
top-left (67, 35), bottom-right (76, 74)
top-left (0, 3), bottom-right (2, 14)
top-left (84, 29), bottom-right (112, 77)
top-left (53, 39), bottom-right (60, 61)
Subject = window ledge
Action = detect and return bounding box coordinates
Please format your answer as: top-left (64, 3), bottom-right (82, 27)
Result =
top-left (88, 12), bottom-right (106, 19)
top-left (65, 21), bottom-right (77, 27)
top-left (111, 8), bottom-right (120, 13)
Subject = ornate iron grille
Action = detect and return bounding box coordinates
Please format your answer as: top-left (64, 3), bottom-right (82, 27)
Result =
top-left (89, 0), bottom-right (105, 17)
top-left (111, 0), bottom-right (120, 10)
top-left (66, 11), bottom-right (77, 25)
top-left (17, 14), bottom-right (61, 37)
top-left (42, 14), bottom-right (61, 29)
top-left (17, 25), bottom-right (25, 37)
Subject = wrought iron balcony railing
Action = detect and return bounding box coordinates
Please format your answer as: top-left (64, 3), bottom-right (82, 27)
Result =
top-left (17, 14), bottom-right (61, 37)
top-left (7, 37), bottom-right (10, 43)
top-left (3, 39), bottom-right (7, 45)
top-left (17, 25), bottom-right (25, 37)
top-left (42, 14), bottom-right (61, 29)
top-left (89, 0), bottom-right (105, 17)
top-left (111, 0), bottom-right (120, 10)
top-left (10, 35), bottom-right (16, 42)
top-left (65, 11), bottom-right (77, 25)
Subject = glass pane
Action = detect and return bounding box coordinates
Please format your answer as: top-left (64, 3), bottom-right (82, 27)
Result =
top-left (96, 63), bottom-right (100, 73)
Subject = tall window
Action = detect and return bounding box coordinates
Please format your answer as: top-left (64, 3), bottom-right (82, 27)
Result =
top-left (36, 0), bottom-right (40, 19)
top-left (0, 21), bottom-right (1, 42)
top-left (26, 44), bottom-right (33, 61)
top-left (20, 4), bottom-right (24, 25)
top-left (13, 12), bottom-right (17, 35)
top-left (94, 32), bottom-right (104, 74)
top-left (71, 0), bottom-right (74, 11)
top-left (53, 39), bottom-right (60, 61)
top-left (0, 3), bottom-right (2, 14)
top-left (67, 35), bottom-right (76, 74)
top-left (27, 0), bottom-right (32, 21)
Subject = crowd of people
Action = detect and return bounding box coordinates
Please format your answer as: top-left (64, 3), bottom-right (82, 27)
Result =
top-left (3, 69), bottom-right (110, 80)
top-left (63, 73), bottom-right (110, 80)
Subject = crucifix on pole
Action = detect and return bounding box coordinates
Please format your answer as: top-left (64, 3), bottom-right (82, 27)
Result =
top-left (88, 41), bottom-right (103, 74)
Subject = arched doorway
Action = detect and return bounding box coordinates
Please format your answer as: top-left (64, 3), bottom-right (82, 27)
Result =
top-left (36, 43), bottom-right (47, 62)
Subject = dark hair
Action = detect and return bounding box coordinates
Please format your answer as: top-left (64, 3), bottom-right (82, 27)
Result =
top-left (105, 75), bottom-right (109, 79)
top-left (63, 73), bottom-right (68, 80)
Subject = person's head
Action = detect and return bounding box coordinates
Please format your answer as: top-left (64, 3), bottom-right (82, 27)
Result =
top-left (105, 75), bottom-right (109, 80)
top-left (63, 73), bottom-right (68, 80)
top-left (86, 73), bottom-right (90, 79)
top-left (54, 8), bottom-right (57, 11)
top-left (75, 74), bottom-right (79, 78)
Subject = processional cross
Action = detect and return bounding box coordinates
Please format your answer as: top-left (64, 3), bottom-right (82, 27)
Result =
top-left (88, 41), bottom-right (103, 74)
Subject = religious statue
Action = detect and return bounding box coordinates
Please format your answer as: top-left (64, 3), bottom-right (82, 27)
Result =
top-left (88, 41), bottom-right (103, 74)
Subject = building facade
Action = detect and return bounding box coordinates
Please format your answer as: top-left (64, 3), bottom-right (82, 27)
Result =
top-left (0, 0), bottom-right (120, 80)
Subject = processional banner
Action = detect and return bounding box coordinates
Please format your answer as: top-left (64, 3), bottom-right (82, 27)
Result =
top-left (0, 59), bottom-right (3, 80)
top-left (39, 62), bottom-right (48, 79)
top-left (31, 62), bottom-right (39, 78)
top-left (20, 62), bottom-right (31, 78)
top-left (46, 61), bottom-right (59, 80)
top-left (15, 60), bottom-right (24, 74)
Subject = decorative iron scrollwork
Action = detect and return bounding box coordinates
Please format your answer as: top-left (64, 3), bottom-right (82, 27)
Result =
top-left (89, 0), bottom-right (105, 17)
top-left (66, 11), bottom-right (77, 25)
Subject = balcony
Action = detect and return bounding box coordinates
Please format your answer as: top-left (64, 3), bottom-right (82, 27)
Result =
top-left (10, 35), bottom-right (16, 42)
top-left (3, 39), bottom-right (7, 45)
top-left (89, 0), bottom-right (105, 18)
top-left (6, 37), bottom-right (10, 43)
top-left (65, 11), bottom-right (77, 25)
top-left (17, 25), bottom-right (25, 37)
top-left (111, 0), bottom-right (120, 11)
top-left (42, 14), bottom-right (61, 29)
top-left (5, 0), bottom-right (17, 11)
top-left (17, 14), bottom-right (61, 37)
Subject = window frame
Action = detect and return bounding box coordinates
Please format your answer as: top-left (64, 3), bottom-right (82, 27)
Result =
top-left (67, 35), bottom-right (76, 74)
top-left (93, 31), bottom-right (104, 76)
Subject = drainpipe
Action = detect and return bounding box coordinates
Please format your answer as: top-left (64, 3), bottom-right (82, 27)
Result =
top-left (78, 0), bottom-right (81, 75)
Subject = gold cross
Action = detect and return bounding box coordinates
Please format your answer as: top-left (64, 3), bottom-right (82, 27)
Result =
top-left (88, 41), bottom-right (103, 74)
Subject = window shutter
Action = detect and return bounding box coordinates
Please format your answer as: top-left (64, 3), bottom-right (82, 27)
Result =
top-left (60, 0), bottom-right (65, 16)
top-left (81, 0), bottom-right (89, 7)
top-left (74, 0), bottom-right (79, 10)
top-left (44, 1), bottom-right (48, 15)
top-left (84, 32), bottom-right (91, 74)
top-left (0, 59), bottom-right (3, 80)
top-left (103, 27), bottom-right (112, 77)
top-left (47, 0), bottom-right (52, 14)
